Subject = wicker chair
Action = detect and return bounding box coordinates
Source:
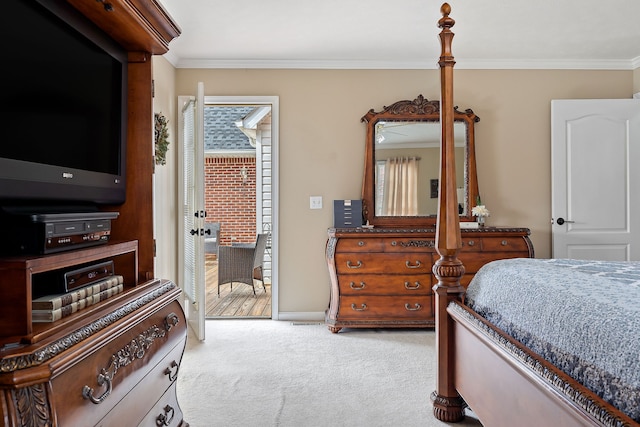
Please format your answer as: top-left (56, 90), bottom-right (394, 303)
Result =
top-left (217, 233), bottom-right (269, 297)
top-left (204, 223), bottom-right (220, 256)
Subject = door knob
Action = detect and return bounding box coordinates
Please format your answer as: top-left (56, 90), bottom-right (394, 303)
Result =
top-left (555, 218), bottom-right (575, 225)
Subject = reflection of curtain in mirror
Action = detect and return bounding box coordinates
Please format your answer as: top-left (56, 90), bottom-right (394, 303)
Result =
top-left (383, 157), bottom-right (418, 215)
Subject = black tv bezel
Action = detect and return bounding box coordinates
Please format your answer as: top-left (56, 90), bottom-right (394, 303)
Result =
top-left (0, 0), bottom-right (128, 208)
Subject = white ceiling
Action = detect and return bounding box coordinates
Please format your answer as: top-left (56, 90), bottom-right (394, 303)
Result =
top-left (158, 0), bottom-right (640, 70)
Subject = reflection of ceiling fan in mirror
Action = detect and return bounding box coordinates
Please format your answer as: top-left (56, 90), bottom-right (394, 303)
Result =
top-left (375, 121), bottom-right (464, 149)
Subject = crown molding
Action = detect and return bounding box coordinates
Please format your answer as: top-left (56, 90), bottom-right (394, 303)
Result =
top-left (161, 54), bottom-right (638, 71)
top-left (457, 58), bottom-right (636, 70)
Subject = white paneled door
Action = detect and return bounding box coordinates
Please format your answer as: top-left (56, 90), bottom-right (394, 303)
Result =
top-left (179, 82), bottom-right (206, 340)
top-left (551, 99), bottom-right (640, 260)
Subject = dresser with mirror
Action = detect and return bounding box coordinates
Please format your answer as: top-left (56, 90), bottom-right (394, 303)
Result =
top-left (325, 95), bottom-right (534, 333)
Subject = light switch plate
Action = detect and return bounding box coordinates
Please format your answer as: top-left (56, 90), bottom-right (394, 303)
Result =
top-left (310, 196), bottom-right (323, 209)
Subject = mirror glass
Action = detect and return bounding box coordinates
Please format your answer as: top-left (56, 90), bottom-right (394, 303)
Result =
top-left (361, 95), bottom-right (479, 228)
top-left (374, 121), bottom-right (467, 217)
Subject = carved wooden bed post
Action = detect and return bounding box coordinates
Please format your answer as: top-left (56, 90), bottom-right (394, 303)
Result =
top-left (431, 3), bottom-right (467, 422)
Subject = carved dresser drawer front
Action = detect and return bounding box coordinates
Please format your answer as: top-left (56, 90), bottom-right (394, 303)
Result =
top-left (460, 238), bottom-right (483, 252)
top-left (338, 274), bottom-right (432, 295)
top-left (138, 382), bottom-right (183, 427)
top-left (50, 301), bottom-right (186, 425)
top-left (95, 339), bottom-right (186, 427)
top-left (481, 236), bottom-right (530, 252)
top-left (338, 296), bottom-right (434, 320)
top-left (334, 253), bottom-right (433, 275)
top-left (335, 237), bottom-right (436, 253)
top-left (336, 238), bottom-right (386, 252)
top-left (460, 253), bottom-right (504, 274)
top-left (382, 238), bottom-right (435, 253)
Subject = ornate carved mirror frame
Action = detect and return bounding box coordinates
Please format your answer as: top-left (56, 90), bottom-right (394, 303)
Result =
top-left (361, 94), bottom-right (480, 228)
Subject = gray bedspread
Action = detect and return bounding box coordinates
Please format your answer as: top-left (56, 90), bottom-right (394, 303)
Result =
top-left (466, 258), bottom-right (640, 422)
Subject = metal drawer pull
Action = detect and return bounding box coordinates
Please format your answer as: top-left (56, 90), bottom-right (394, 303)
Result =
top-left (405, 260), bottom-right (422, 269)
top-left (467, 240), bottom-right (475, 246)
top-left (404, 281), bottom-right (421, 290)
top-left (164, 360), bottom-right (179, 382)
top-left (346, 260), bottom-right (363, 269)
top-left (351, 303), bottom-right (367, 311)
top-left (165, 312), bottom-right (180, 331)
top-left (358, 241), bottom-right (365, 246)
top-left (501, 240), bottom-right (508, 246)
top-left (82, 373), bottom-right (112, 404)
top-left (156, 404), bottom-right (175, 426)
top-left (405, 303), bottom-right (422, 311)
top-left (83, 324), bottom-right (165, 405)
top-left (349, 281), bottom-right (366, 290)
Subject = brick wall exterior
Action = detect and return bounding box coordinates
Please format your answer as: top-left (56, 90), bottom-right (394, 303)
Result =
top-left (205, 156), bottom-right (256, 246)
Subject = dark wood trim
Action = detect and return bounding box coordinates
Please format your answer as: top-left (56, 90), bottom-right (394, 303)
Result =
top-left (431, 3), bottom-right (467, 421)
top-left (65, 0), bottom-right (180, 54)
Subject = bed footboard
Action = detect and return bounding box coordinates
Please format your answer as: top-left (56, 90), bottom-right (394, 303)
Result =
top-left (447, 302), bottom-right (635, 427)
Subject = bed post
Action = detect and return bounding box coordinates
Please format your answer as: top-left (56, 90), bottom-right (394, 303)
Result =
top-left (431, 3), bottom-right (467, 422)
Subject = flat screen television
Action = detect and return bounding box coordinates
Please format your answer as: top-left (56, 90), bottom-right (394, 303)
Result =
top-left (0, 0), bottom-right (127, 211)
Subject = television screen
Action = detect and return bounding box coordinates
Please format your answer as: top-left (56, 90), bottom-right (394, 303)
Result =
top-left (0, 0), bottom-right (127, 207)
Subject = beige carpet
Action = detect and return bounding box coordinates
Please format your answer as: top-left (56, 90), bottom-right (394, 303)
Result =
top-left (177, 320), bottom-right (483, 427)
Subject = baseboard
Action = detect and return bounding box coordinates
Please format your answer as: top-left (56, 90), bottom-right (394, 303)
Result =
top-left (276, 311), bottom-right (325, 322)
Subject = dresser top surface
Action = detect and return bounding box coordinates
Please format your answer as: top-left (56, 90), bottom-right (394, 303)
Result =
top-left (328, 226), bottom-right (531, 238)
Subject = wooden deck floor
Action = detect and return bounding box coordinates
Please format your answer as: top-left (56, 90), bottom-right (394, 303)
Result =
top-left (205, 255), bottom-right (272, 319)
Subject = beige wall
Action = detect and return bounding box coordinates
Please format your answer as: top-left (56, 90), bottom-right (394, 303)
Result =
top-left (155, 59), bottom-right (633, 316)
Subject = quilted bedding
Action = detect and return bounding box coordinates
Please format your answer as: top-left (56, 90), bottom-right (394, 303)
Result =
top-left (466, 258), bottom-right (640, 422)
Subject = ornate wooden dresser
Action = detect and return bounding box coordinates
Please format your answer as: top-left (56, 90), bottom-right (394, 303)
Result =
top-left (325, 227), bottom-right (534, 333)
top-left (0, 243), bottom-right (188, 426)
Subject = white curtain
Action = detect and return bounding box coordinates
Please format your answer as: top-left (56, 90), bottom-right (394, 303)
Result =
top-left (382, 157), bottom-right (418, 216)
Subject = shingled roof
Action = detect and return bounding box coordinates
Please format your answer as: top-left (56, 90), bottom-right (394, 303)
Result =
top-left (204, 106), bottom-right (255, 151)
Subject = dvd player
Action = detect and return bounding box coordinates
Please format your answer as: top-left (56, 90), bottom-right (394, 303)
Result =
top-left (0, 211), bottom-right (119, 255)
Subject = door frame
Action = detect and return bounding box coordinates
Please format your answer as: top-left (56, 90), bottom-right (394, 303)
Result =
top-left (178, 94), bottom-right (280, 329)
top-left (201, 95), bottom-right (279, 319)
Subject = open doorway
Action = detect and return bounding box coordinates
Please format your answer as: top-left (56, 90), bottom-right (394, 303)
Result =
top-left (202, 100), bottom-right (276, 319)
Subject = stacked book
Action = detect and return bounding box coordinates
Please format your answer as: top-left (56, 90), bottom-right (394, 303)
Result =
top-left (32, 275), bottom-right (125, 323)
